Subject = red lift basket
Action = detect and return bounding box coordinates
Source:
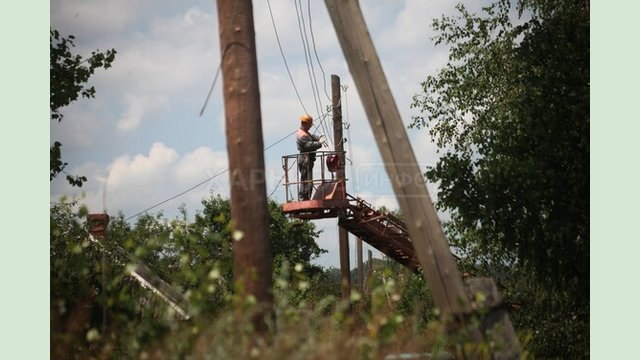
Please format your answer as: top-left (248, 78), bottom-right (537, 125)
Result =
top-left (326, 154), bottom-right (341, 173)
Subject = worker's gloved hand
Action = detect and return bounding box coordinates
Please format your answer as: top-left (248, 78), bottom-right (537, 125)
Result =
top-left (318, 134), bottom-right (325, 141)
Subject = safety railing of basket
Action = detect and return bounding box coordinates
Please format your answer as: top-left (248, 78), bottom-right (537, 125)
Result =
top-left (281, 150), bottom-right (346, 203)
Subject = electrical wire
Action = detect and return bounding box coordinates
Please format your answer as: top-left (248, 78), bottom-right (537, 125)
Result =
top-left (293, 0), bottom-right (336, 151)
top-left (126, 1), bottom-right (244, 221)
top-left (266, 0), bottom-right (308, 114)
top-left (300, 0), bottom-right (332, 137)
top-left (346, 124), bottom-right (358, 196)
top-left (310, 108), bottom-right (334, 148)
top-left (198, 62), bottom-right (221, 117)
top-left (266, 0), bottom-right (333, 148)
top-left (313, 108), bottom-right (333, 146)
top-left (124, 168), bottom-right (229, 222)
top-left (199, 0), bottom-right (242, 117)
top-left (267, 174), bottom-right (286, 200)
top-left (293, 0), bottom-right (322, 118)
top-left (343, 84), bottom-right (359, 196)
top-left (125, 130), bottom-right (298, 222)
top-left (306, 0), bottom-right (331, 102)
top-left (127, 1), bottom-right (336, 221)
top-left (264, 129), bottom-right (297, 151)
top-left (129, 87), bottom-right (328, 221)
top-left (267, 160), bottom-right (295, 200)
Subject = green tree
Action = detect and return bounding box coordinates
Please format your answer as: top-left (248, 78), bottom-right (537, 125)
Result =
top-left (51, 194), bottom-right (327, 358)
top-left (103, 195), bottom-right (326, 316)
top-left (192, 195), bottom-right (326, 276)
top-left (410, 0), bottom-right (588, 357)
top-left (51, 202), bottom-right (173, 359)
top-left (50, 29), bottom-right (116, 186)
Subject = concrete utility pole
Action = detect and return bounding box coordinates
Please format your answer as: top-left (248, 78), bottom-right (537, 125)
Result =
top-left (332, 74), bottom-right (351, 301)
top-left (324, 1), bottom-right (521, 356)
top-left (216, 0), bottom-right (273, 330)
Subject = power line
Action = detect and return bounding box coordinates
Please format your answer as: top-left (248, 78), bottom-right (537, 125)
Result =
top-left (343, 84), bottom-right (359, 196)
top-left (130, 86), bottom-right (327, 221)
top-left (320, 105), bottom-right (334, 148)
top-left (199, 0), bottom-right (243, 117)
top-left (311, 108), bottom-right (335, 150)
top-left (294, 0), bottom-right (335, 150)
top-left (297, 0), bottom-right (329, 117)
top-left (306, 0), bottom-right (331, 102)
top-left (198, 62), bottom-right (222, 117)
top-left (267, 159), bottom-right (295, 200)
top-left (311, 106), bottom-right (332, 145)
top-left (264, 129), bottom-right (297, 151)
top-left (267, 172), bottom-right (285, 200)
top-left (300, 0), bottom-right (333, 145)
top-left (293, 0), bottom-right (322, 117)
top-left (125, 130), bottom-right (298, 222)
top-left (127, 1), bottom-right (336, 221)
top-left (266, 0), bottom-right (332, 148)
top-left (266, 0), bottom-right (308, 114)
top-left (124, 168), bottom-right (229, 222)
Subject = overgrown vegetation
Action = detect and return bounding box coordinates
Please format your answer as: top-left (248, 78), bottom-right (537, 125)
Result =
top-left (51, 0), bottom-right (588, 357)
top-left (52, 197), bottom-right (485, 359)
top-left (411, 0), bottom-right (589, 357)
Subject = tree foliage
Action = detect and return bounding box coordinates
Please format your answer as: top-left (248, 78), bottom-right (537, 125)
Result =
top-left (50, 201), bottom-right (170, 358)
top-left (410, 0), bottom-right (588, 357)
top-left (50, 29), bottom-right (116, 186)
top-left (193, 195), bottom-right (327, 275)
top-left (53, 195), bottom-right (504, 358)
top-left (50, 195), bottom-right (329, 357)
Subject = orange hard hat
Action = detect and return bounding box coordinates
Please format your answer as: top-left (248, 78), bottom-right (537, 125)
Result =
top-left (299, 114), bottom-right (313, 123)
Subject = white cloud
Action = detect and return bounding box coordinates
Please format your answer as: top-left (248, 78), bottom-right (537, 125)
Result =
top-left (51, 143), bottom-right (229, 218)
top-left (181, 7), bottom-right (212, 27)
top-left (108, 142), bottom-right (178, 188)
top-left (50, 0), bottom-right (147, 40)
top-left (116, 94), bottom-right (168, 132)
top-left (174, 146), bottom-right (228, 185)
top-left (51, 0), bottom-right (473, 267)
top-left (55, 3), bottom-right (220, 133)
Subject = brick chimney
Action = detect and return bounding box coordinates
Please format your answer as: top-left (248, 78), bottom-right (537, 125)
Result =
top-left (87, 213), bottom-right (110, 241)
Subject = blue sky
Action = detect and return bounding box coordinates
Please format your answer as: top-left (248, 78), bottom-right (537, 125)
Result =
top-left (50, 0), bottom-right (491, 268)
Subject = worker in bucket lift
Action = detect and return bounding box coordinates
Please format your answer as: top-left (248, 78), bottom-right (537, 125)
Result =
top-left (296, 114), bottom-right (325, 200)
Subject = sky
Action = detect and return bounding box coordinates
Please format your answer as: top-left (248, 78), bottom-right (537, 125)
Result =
top-left (28, 0), bottom-right (640, 355)
top-left (50, 0), bottom-right (491, 269)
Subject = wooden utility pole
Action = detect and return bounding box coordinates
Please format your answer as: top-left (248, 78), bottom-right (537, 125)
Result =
top-left (325, 0), bottom-right (470, 316)
top-left (324, 1), bottom-right (520, 355)
top-left (356, 238), bottom-right (363, 291)
top-left (87, 214), bottom-right (109, 338)
top-left (365, 250), bottom-right (372, 292)
top-left (216, 0), bottom-right (272, 329)
top-left (332, 74), bottom-right (351, 301)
